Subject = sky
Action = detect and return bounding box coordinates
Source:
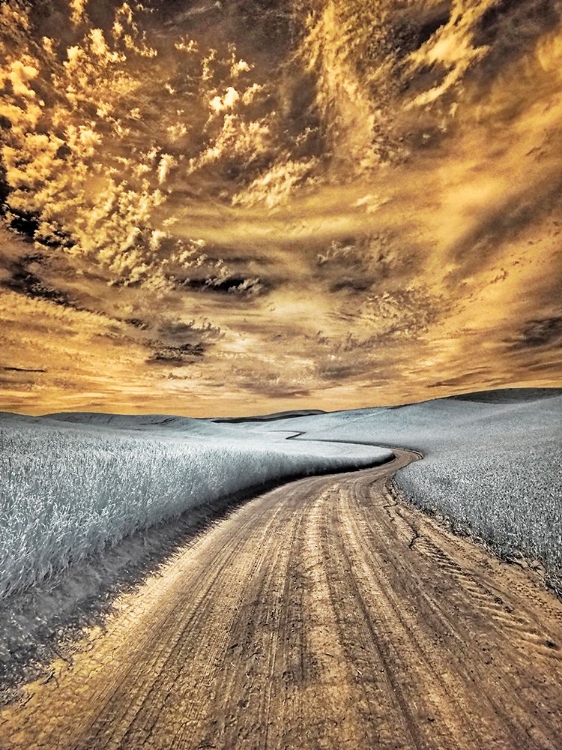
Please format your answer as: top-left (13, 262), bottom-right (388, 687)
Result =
top-left (1, 0), bottom-right (561, 416)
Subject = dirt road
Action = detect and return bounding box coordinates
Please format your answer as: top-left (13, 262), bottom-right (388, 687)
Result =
top-left (2, 449), bottom-right (562, 749)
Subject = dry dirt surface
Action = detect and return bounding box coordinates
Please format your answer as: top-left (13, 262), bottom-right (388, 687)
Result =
top-left (2, 450), bottom-right (562, 749)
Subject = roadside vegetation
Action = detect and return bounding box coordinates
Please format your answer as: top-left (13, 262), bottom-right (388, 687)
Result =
top-left (0, 414), bottom-right (390, 601)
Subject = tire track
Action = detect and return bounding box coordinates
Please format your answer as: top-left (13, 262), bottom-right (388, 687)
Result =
top-left (341, 475), bottom-right (549, 748)
top-left (1, 451), bottom-right (562, 749)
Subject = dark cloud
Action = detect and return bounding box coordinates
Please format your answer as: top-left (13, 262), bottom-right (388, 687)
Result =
top-left (2, 366), bottom-right (46, 373)
top-left (317, 363), bottom-right (358, 382)
top-left (242, 381), bottom-right (312, 399)
top-left (429, 369), bottom-right (493, 389)
top-left (124, 318), bottom-right (150, 330)
top-left (329, 278), bottom-right (373, 294)
top-left (474, 0), bottom-right (559, 59)
top-left (509, 317), bottom-right (562, 350)
top-left (3, 257), bottom-right (73, 308)
top-left (180, 275), bottom-right (267, 295)
top-left (147, 343), bottom-right (206, 366)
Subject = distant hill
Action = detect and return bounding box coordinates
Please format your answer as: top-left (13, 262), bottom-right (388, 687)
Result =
top-left (212, 409), bottom-right (326, 423)
top-left (450, 388), bottom-right (562, 404)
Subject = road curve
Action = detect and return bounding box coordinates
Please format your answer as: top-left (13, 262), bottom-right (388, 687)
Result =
top-left (2, 449), bottom-right (562, 749)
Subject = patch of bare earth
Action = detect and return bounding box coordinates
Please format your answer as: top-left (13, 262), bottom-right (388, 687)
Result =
top-left (1, 450), bottom-right (562, 749)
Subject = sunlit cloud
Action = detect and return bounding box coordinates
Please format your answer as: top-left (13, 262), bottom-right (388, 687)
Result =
top-left (0, 0), bottom-right (561, 416)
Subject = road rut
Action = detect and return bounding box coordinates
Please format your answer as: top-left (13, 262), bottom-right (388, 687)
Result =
top-left (2, 449), bottom-right (562, 749)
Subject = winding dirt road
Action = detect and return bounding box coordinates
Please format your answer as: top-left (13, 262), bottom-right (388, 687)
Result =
top-left (2, 450), bottom-right (562, 749)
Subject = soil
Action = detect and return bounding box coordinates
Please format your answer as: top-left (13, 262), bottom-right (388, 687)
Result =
top-left (1, 449), bottom-right (562, 749)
